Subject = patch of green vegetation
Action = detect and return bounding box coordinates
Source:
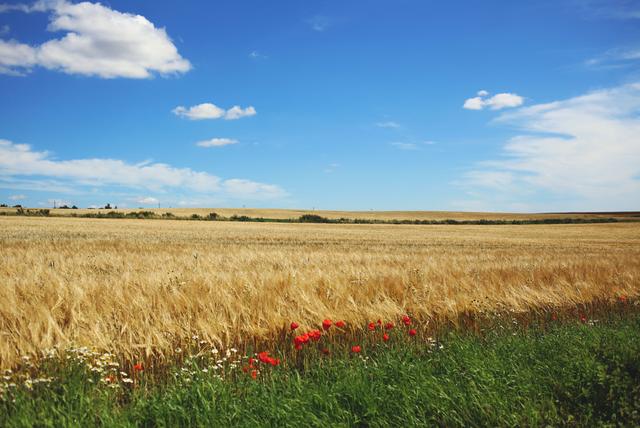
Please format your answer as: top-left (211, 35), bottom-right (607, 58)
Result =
top-left (2, 314), bottom-right (639, 427)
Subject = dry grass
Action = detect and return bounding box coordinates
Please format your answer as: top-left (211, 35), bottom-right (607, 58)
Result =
top-left (1, 216), bottom-right (639, 369)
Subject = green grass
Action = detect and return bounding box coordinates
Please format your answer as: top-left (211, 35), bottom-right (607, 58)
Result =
top-left (2, 314), bottom-right (640, 427)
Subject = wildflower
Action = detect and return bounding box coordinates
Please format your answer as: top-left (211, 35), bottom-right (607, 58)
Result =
top-left (619, 295), bottom-right (627, 303)
top-left (251, 370), bottom-right (258, 380)
top-left (308, 330), bottom-right (322, 341)
top-left (335, 320), bottom-right (346, 328)
top-left (383, 333), bottom-right (390, 342)
top-left (351, 345), bottom-right (361, 353)
top-left (122, 378), bottom-right (133, 384)
top-left (368, 322), bottom-right (376, 331)
top-left (385, 322), bottom-right (394, 330)
top-left (322, 319), bottom-right (332, 330)
top-left (408, 329), bottom-right (417, 337)
top-left (133, 362), bottom-right (143, 372)
top-left (377, 319), bottom-right (382, 325)
top-left (295, 344), bottom-right (303, 351)
top-left (290, 322), bottom-right (299, 330)
top-left (580, 314), bottom-right (587, 323)
top-left (402, 315), bottom-right (411, 326)
top-left (551, 313), bottom-right (558, 321)
top-left (248, 357), bottom-right (256, 368)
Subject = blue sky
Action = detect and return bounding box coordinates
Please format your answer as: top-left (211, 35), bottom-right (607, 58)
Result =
top-left (0, 0), bottom-right (639, 211)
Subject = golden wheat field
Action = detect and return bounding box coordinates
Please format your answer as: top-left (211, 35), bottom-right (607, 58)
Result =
top-left (1, 215), bottom-right (639, 369)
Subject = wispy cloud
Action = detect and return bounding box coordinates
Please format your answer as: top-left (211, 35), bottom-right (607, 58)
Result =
top-left (8, 194), bottom-right (26, 200)
top-left (463, 90), bottom-right (524, 111)
top-left (323, 163), bottom-right (340, 173)
top-left (574, 0), bottom-right (640, 20)
top-left (0, 0), bottom-right (191, 78)
top-left (586, 46), bottom-right (640, 68)
top-left (196, 138), bottom-right (239, 148)
top-left (173, 103), bottom-right (256, 121)
top-left (307, 15), bottom-right (331, 32)
top-left (390, 141), bottom-right (437, 151)
top-left (376, 121), bottom-right (401, 129)
top-left (390, 142), bottom-right (418, 150)
top-left (135, 196), bottom-right (159, 205)
top-left (249, 50), bottom-right (267, 60)
top-left (0, 139), bottom-right (287, 200)
top-left (458, 82), bottom-right (640, 211)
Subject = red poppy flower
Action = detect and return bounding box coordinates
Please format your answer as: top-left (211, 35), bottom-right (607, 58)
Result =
top-left (402, 315), bottom-right (411, 326)
top-left (551, 313), bottom-right (558, 321)
top-left (266, 357), bottom-right (280, 366)
top-left (580, 314), bottom-right (587, 323)
top-left (242, 366), bottom-right (249, 373)
top-left (249, 357), bottom-right (256, 368)
top-left (377, 319), bottom-right (382, 325)
top-left (258, 352), bottom-right (270, 364)
top-left (133, 363), bottom-right (143, 372)
top-left (383, 333), bottom-right (390, 342)
top-left (251, 370), bottom-right (258, 380)
top-left (336, 320), bottom-right (346, 328)
top-left (308, 330), bottom-right (322, 341)
top-left (295, 343), bottom-right (303, 351)
top-left (294, 333), bottom-right (310, 346)
top-left (385, 322), bottom-right (394, 330)
top-left (368, 322), bottom-right (376, 331)
top-left (322, 319), bottom-right (332, 330)
top-left (290, 322), bottom-right (299, 330)
top-left (408, 329), bottom-right (417, 337)
top-left (351, 345), bottom-right (361, 353)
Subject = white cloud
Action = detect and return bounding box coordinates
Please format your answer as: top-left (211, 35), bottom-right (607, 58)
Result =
top-left (0, 39), bottom-right (37, 75)
top-left (464, 91), bottom-right (524, 110)
top-left (376, 121), bottom-right (401, 128)
top-left (224, 105), bottom-right (256, 120)
top-left (8, 194), bottom-right (26, 200)
top-left (135, 196), bottom-right (159, 205)
top-left (172, 103), bottom-right (256, 121)
top-left (0, 139), bottom-right (287, 200)
top-left (0, 0), bottom-right (191, 78)
top-left (196, 138), bottom-right (238, 148)
top-left (459, 82), bottom-right (640, 211)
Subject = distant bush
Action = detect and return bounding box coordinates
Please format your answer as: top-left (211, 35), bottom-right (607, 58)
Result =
top-left (299, 214), bottom-right (332, 223)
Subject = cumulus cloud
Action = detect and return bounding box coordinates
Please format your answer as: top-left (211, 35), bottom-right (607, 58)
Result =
top-left (172, 103), bottom-right (256, 120)
top-left (196, 138), bottom-right (238, 148)
top-left (463, 91), bottom-right (524, 110)
top-left (0, 139), bottom-right (287, 200)
top-left (0, 39), bottom-right (37, 75)
top-left (0, 0), bottom-right (191, 78)
top-left (458, 83), bottom-right (640, 211)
